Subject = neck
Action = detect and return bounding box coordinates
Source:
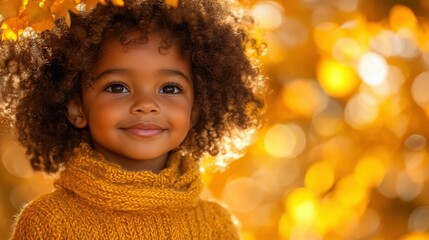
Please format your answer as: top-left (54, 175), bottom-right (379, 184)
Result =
top-left (90, 143), bottom-right (169, 173)
top-left (107, 155), bottom-right (168, 172)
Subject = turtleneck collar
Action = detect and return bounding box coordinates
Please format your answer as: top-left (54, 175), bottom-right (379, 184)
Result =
top-left (54, 143), bottom-right (203, 213)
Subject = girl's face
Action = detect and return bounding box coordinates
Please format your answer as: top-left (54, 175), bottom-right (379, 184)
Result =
top-left (67, 31), bottom-right (195, 171)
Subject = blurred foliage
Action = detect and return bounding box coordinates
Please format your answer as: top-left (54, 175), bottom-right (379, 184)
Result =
top-left (3, 0), bottom-right (429, 239)
top-left (0, 0), bottom-right (179, 40)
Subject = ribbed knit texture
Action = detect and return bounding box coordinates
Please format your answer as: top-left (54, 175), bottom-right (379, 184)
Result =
top-left (10, 144), bottom-right (239, 239)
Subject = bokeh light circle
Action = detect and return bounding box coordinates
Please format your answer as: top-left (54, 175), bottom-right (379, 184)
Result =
top-left (264, 123), bottom-right (306, 158)
top-left (250, 1), bottom-right (283, 31)
top-left (221, 177), bottom-right (264, 213)
top-left (312, 100), bottom-right (344, 137)
top-left (344, 93), bottom-right (379, 129)
top-left (411, 71), bottom-right (429, 112)
top-left (358, 52), bottom-right (388, 86)
top-left (317, 59), bottom-right (359, 98)
top-left (408, 207), bottom-right (429, 231)
top-left (282, 79), bottom-right (328, 117)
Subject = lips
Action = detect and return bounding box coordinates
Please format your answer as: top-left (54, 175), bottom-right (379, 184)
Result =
top-left (120, 123), bottom-right (165, 137)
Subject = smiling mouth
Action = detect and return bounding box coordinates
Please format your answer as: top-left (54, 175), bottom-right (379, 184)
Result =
top-left (120, 123), bottom-right (165, 137)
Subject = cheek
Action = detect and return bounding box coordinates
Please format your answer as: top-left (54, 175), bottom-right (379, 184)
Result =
top-left (87, 101), bottom-right (125, 127)
top-left (164, 100), bottom-right (193, 121)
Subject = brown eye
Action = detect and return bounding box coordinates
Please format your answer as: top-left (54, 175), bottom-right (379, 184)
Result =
top-left (105, 83), bottom-right (129, 93)
top-left (159, 84), bottom-right (182, 94)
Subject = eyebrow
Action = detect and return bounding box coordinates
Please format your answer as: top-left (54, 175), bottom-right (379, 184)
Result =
top-left (93, 68), bottom-right (191, 83)
top-left (159, 69), bottom-right (191, 84)
top-left (93, 68), bottom-right (132, 81)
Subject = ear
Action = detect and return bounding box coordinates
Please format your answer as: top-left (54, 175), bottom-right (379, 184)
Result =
top-left (190, 103), bottom-right (199, 128)
top-left (66, 96), bottom-right (88, 128)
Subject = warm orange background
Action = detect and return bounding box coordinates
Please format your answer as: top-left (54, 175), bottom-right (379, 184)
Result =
top-left (2, 0), bottom-right (429, 239)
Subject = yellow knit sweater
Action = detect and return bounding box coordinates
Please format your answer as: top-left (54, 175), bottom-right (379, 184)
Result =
top-left (10, 144), bottom-right (239, 239)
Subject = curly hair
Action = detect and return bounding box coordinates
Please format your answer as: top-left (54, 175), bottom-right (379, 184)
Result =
top-left (0, 0), bottom-right (265, 173)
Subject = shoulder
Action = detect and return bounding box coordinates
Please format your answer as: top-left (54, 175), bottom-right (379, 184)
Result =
top-left (198, 199), bottom-right (240, 239)
top-left (9, 189), bottom-right (71, 240)
top-left (199, 199), bottom-right (235, 218)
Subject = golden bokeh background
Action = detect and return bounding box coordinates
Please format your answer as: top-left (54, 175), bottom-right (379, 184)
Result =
top-left (3, 0), bottom-right (429, 239)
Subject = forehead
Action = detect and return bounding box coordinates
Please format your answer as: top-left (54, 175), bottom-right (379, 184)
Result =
top-left (92, 31), bottom-right (190, 76)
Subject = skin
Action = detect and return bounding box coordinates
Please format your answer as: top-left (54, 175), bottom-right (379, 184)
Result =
top-left (67, 31), bottom-right (196, 172)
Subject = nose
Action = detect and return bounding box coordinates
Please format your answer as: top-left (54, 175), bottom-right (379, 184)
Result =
top-left (130, 93), bottom-right (160, 114)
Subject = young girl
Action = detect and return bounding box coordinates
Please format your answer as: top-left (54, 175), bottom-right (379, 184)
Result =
top-left (0, 0), bottom-right (264, 239)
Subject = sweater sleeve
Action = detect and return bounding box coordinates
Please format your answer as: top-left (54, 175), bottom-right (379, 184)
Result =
top-left (9, 201), bottom-right (65, 240)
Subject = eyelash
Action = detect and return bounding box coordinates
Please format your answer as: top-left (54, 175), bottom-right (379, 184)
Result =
top-left (104, 81), bottom-right (129, 93)
top-left (159, 82), bottom-right (183, 94)
top-left (103, 81), bottom-right (183, 94)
